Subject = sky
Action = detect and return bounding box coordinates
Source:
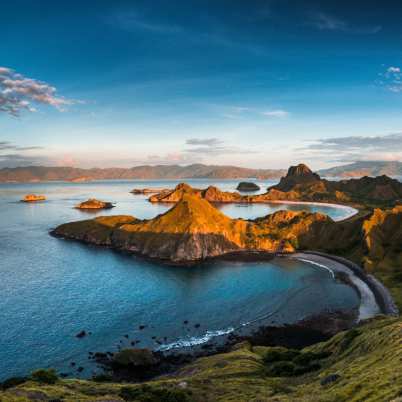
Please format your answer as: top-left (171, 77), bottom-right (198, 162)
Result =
top-left (1, 0), bottom-right (402, 169)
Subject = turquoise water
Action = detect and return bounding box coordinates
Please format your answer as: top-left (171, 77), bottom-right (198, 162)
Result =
top-left (0, 180), bottom-right (359, 379)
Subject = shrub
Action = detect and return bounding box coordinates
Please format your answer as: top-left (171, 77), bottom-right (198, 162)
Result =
top-left (31, 368), bottom-right (58, 384)
top-left (340, 329), bottom-right (361, 351)
top-left (267, 361), bottom-right (297, 377)
top-left (92, 373), bottom-right (113, 382)
top-left (1, 376), bottom-right (27, 390)
top-left (119, 385), bottom-right (190, 402)
top-left (263, 349), bottom-right (300, 363)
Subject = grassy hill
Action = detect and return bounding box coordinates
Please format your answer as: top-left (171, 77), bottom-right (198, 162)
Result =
top-left (1, 316), bottom-right (401, 401)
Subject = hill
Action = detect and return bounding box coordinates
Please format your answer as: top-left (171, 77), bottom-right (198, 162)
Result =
top-left (2, 316), bottom-right (401, 401)
top-left (318, 161), bottom-right (402, 178)
top-left (0, 164), bottom-right (285, 182)
top-left (148, 164), bottom-right (402, 207)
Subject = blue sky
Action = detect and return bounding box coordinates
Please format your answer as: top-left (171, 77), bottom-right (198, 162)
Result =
top-left (1, 0), bottom-right (402, 169)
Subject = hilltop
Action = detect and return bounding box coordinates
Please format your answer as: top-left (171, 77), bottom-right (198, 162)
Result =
top-left (318, 161), bottom-right (402, 178)
top-left (0, 164), bottom-right (285, 182)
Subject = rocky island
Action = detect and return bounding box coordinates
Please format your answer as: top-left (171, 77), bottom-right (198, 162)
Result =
top-left (236, 182), bottom-right (261, 192)
top-left (21, 194), bottom-right (46, 202)
top-left (148, 164), bottom-right (402, 208)
top-left (75, 198), bottom-right (115, 210)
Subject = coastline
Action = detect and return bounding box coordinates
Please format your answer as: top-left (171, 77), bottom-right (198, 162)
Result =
top-left (291, 251), bottom-right (399, 319)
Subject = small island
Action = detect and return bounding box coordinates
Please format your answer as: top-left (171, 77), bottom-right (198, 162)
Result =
top-left (75, 198), bottom-right (115, 210)
top-left (130, 188), bottom-right (170, 194)
top-left (236, 181), bottom-right (260, 192)
top-left (21, 194), bottom-right (46, 202)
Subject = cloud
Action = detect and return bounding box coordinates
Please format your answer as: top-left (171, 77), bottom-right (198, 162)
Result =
top-left (0, 141), bottom-right (49, 168)
top-left (186, 138), bottom-right (223, 146)
top-left (0, 67), bottom-right (76, 116)
top-left (378, 66), bottom-right (402, 93)
top-left (111, 11), bottom-right (182, 34)
top-left (0, 141), bottom-right (44, 151)
top-left (298, 133), bottom-right (402, 163)
top-left (308, 12), bottom-right (381, 34)
top-left (261, 110), bottom-right (289, 118)
top-left (185, 137), bottom-right (256, 156)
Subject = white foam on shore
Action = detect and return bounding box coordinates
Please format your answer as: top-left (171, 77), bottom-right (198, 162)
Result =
top-left (156, 327), bottom-right (235, 351)
top-left (297, 258), bottom-right (336, 279)
top-left (293, 254), bottom-right (380, 321)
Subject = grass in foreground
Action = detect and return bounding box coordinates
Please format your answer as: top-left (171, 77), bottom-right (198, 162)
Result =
top-left (1, 316), bottom-right (401, 402)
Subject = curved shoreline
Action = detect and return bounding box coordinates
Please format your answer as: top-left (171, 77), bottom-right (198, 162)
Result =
top-left (290, 251), bottom-right (399, 319)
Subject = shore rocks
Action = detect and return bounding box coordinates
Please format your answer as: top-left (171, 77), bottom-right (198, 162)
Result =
top-left (113, 348), bottom-right (159, 367)
top-left (236, 182), bottom-right (260, 192)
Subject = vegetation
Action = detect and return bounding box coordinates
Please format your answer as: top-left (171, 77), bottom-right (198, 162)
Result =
top-left (1, 316), bottom-right (401, 401)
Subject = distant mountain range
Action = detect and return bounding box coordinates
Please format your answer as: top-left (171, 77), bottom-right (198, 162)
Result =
top-left (318, 161), bottom-right (402, 178)
top-left (0, 161), bottom-right (401, 183)
top-left (0, 164), bottom-right (286, 183)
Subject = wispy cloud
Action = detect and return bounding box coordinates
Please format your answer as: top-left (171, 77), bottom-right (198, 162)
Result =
top-left (261, 109), bottom-right (289, 118)
top-left (307, 12), bottom-right (381, 34)
top-left (186, 138), bottom-right (223, 146)
top-left (0, 141), bottom-right (49, 168)
top-left (112, 11), bottom-right (182, 34)
top-left (377, 66), bottom-right (402, 93)
top-left (185, 137), bottom-right (256, 156)
top-left (0, 67), bottom-right (77, 116)
top-left (298, 133), bottom-right (402, 163)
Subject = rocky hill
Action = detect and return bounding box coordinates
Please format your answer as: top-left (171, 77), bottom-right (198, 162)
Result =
top-left (148, 164), bottom-right (402, 207)
top-left (0, 164), bottom-right (285, 182)
top-left (52, 194), bottom-right (331, 262)
top-left (264, 164), bottom-right (402, 206)
top-left (318, 161), bottom-right (402, 178)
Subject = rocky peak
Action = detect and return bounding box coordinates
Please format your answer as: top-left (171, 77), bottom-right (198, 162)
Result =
top-left (286, 164), bottom-right (320, 180)
top-left (272, 164), bottom-right (321, 192)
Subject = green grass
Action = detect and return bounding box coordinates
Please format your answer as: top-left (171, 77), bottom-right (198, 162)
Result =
top-left (2, 316), bottom-right (401, 402)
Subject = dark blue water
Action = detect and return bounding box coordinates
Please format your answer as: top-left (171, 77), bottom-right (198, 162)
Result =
top-left (0, 180), bottom-right (359, 379)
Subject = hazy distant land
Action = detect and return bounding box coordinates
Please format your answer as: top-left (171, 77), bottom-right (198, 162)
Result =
top-left (0, 161), bottom-right (401, 183)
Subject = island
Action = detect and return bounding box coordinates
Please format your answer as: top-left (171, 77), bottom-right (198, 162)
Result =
top-left (148, 164), bottom-right (402, 207)
top-left (74, 198), bottom-right (115, 210)
top-left (236, 182), bottom-right (261, 192)
top-left (21, 194), bottom-right (46, 202)
top-left (130, 188), bottom-right (170, 194)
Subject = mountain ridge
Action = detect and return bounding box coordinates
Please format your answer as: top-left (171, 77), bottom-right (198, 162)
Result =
top-left (0, 164), bottom-right (285, 182)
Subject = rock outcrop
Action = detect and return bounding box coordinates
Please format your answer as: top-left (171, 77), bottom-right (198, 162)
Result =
top-left (236, 182), bottom-right (260, 192)
top-left (75, 199), bottom-right (115, 210)
top-left (21, 194), bottom-right (46, 202)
